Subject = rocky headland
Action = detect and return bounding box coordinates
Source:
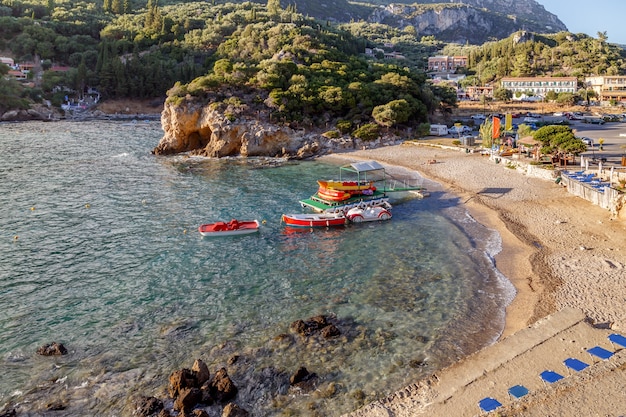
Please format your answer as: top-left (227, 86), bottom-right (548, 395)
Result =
top-left (152, 99), bottom-right (402, 159)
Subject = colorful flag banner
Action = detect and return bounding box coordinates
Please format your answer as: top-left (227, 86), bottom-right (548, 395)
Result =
top-left (492, 116), bottom-right (501, 139)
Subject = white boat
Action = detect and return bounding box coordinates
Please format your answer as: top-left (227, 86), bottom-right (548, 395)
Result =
top-left (346, 205), bottom-right (392, 223)
top-left (281, 212), bottom-right (347, 228)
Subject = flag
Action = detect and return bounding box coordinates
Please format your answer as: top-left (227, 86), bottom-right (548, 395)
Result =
top-left (492, 117), bottom-right (501, 139)
top-left (505, 113), bottom-right (512, 131)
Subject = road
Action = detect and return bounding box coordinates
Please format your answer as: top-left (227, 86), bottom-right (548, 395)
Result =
top-left (454, 115), bottom-right (626, 167)
top-left (566, 120), bottom-right (626, 166)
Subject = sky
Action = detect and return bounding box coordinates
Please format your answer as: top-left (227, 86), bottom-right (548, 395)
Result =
top-left (539, 0), bottom-right (626, 45)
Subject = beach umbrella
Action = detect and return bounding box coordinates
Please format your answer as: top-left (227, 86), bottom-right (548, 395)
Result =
top-left (585, 158), bottom-right (589, 171)
top-left (598, 161), bottom-right (603, 177)
top-left (580, 155), bottom-right (584, 168)
top-left (610, 166), bottom-right (615, 185)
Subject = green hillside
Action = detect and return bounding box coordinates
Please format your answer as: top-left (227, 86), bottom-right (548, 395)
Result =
top-left (1, 0), bottom-right (625, 119)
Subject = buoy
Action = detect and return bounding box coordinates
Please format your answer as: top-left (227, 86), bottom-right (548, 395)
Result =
top-left (30, 207), bottom-right (35, 211)
top-left (85, 204), bottom-right (90, 208)
top-left (141, 199), bottom-right (146, 205)
top-left (183, 229), bottom-right (187, 234)
top-left (262, 220), bottom-right (267, 224)
top-left (14, 235), bottom-right (18, 240)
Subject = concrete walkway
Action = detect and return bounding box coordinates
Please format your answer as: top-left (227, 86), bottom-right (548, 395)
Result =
top-left (345, 308), bottom-right (626, 416)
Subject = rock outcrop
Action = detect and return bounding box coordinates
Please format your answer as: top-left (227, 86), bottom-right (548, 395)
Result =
top-left (154, 100), bottom-right (323, 158)
top-left (154, 99), bottom-right (403, 159)
top-left (0, 105), bottom-right (62, 122)
top-left (368, 0), bottom-right (567, 44)
top-left (36, 342), bottom-right (68, 356)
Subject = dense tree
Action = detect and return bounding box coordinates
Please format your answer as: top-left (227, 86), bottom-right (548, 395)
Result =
top-left (372, 99), bottom-right (411, 128)
top-left (493, 87), bottom-right (512, 102)
top-left (533, 125), bottom-right (586, 155)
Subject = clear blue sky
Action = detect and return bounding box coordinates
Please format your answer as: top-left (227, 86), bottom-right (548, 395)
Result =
top-left (539, 0), bottom-right (626, 45)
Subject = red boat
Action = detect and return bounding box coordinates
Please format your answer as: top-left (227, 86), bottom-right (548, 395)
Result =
top-left (281, 213), bottom-right (347, 228)
top-left (198, 219), bottom-right (260, 236)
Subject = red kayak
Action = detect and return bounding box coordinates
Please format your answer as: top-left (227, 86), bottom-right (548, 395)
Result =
top-left (198, 219), bottom-right (260, 236)
top-left (281, 213), bottom-right (347, 227)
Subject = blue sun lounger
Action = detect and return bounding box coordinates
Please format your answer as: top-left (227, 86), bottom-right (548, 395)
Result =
top-left (608, 333), bottom-right (626, 350)
top-left (564, 358), bottom-right (589, 374)
top-left (478, 397), bottom-right (502, 413)
top-left (540, 370), bottom-right (564, 385)
top-left (587, 346), bottom-right (614, 362)
top-left (508, 384), bottom-right (529, 399)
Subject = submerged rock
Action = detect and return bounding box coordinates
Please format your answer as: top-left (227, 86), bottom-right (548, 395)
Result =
top-left (290, 315), bottom-right (341, 339)
top-left (36, 342), bottom-right (67, 356)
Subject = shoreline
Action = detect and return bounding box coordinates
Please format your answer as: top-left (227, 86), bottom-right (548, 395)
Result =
top-left (320, 145), bottom-right (548, 337)
top-left (327, 142), bottom-right (626, 415)
top-left (322, 141), bottom-right (626, 336)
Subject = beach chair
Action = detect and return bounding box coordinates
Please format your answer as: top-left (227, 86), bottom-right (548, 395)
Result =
top-left (563, 358), bottom-right (589, 375)
top-left (587, 346), bottom-right (614, 362)
top-left (508, 384), bottom-right (529, 399)
top-left (478, 397), bottom-right (502, 413)
top-left (540, 370), bottom-right (564, 386)
top-left (608, 333), bottom-right (626, 350)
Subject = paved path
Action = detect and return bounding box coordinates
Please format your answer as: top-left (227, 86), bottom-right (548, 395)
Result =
top-left (344, 308), bottom-right (626, 416)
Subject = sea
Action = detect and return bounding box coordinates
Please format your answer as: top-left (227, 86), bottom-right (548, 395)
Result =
top-left (0, 120), bottom-right (514, 416)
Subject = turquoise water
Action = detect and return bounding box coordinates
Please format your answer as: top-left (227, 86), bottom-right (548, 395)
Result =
top-left (0, 121), bottom-right (513, 416)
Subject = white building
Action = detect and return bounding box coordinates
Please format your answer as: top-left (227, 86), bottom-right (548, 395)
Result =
top-left (500, 77), bottom-right (578, 98)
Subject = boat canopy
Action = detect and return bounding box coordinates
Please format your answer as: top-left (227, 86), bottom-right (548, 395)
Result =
top-left (339, 160), bottom-right (386, 182)
top-left (344, 161), bottom-right (384, 173)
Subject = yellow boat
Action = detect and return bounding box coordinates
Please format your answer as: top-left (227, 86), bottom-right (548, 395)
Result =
top-left (317, 180), bottom-right (374, 191)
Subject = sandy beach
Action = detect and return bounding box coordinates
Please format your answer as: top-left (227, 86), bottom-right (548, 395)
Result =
top-left (323, 142), bottom-right (626, 416)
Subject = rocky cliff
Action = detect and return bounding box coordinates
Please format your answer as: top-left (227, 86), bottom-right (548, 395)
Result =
top-left (366, 1), bottom-right (567, 44)
top-left (153, 100), bottom-right (400, 158)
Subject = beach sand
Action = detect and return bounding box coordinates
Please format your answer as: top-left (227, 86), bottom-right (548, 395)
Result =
top-left (323, 142), bottom-right (626, 416)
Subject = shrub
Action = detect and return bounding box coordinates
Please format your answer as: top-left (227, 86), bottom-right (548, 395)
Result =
top-left (352, 123), bottom-right (380, 141)
top-left (336, 119), bottom-right (352, 134)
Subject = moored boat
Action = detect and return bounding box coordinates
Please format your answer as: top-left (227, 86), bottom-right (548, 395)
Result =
top-left (317, 180), bottom-right (374, 191)
top-left (198, 219), bottom-right (260, 236)
top-left (281, 213), bottom-right (347, 228)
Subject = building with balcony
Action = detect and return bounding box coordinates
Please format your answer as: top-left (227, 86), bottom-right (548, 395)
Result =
top-left (463, 85), bottom-right (494, 100)
top-left (427, 56), bottom-right (468, 73)
top-left (499, 77), bottom-right (578, 98)
top-left (585, 76), bottom-right (626, 104)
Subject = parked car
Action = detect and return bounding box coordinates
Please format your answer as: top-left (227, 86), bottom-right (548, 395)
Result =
top-left (470, 114), bottom-right (486, 121)
top-left (449, 125), bottom-right (472, 134)
top-left (580, 137), bottom-right (593, 146)
top-left (523, 117), bottom-right (540, 123)
top-left (583, 117), bottom-right (605, 125)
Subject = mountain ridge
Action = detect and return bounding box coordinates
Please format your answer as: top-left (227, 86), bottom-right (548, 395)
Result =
top-left (281, 0), bottom-right (567, 44)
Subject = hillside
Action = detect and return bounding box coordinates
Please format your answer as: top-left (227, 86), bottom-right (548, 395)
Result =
top-left (0, 0), bottom-right (622, 121)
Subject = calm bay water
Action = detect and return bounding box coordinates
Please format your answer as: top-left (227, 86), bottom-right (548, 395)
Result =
top-left (0, 120), bottom-right (513, 416)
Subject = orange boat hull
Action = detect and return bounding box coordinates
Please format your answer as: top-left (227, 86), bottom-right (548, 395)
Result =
top-left (317, 186), bottom-right (352, 201)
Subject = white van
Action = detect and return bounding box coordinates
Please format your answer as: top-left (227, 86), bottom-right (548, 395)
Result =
top-left (430, 124), bottom-right (448, 136)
